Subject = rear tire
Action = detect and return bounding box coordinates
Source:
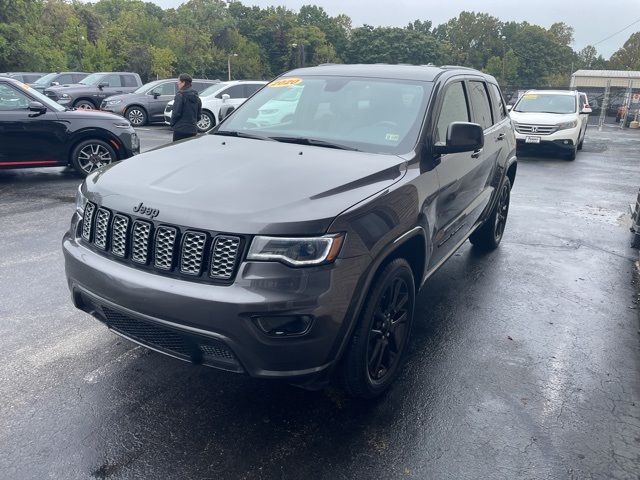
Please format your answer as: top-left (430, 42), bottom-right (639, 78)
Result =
top-left (340, 258), bottom-right (415, 399)
top-left (470, 176), bottom-right (512, 251)
top-left (70, 139), bottom-right (117, 177)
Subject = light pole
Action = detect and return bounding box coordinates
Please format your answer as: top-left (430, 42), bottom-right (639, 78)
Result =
top-left (290, 43), bottom-right (305, 68)
top-left (227, 53), bottom-right (238, 81)
top-left (501, 35), bottom-right (507, 85)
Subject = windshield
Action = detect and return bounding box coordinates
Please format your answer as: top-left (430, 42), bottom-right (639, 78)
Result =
top-left (200, 82), bottom-right (230, 97)
top-left (217, 76), bottom-right (432, 155)
top-left (32, 73), bottom-right (57, 86)
top-left (514, 93), bottom-right (577, 114)
top-left (79, 73), bottom-right (104, 86)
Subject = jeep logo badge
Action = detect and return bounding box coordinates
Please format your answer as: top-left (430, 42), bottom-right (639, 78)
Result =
top-left (133, 202), bottom-right (159, 219)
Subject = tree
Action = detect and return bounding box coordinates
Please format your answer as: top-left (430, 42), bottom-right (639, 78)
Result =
top-left (483, 50), bottom-right (518, 85)
top-left (577, 45), bottom-right (607, 70)
top-left (610, 32), bottom-right (640, 70)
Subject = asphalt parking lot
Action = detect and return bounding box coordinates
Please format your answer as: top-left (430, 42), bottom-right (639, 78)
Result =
top-left (1, 125), bottom-right (639, 479)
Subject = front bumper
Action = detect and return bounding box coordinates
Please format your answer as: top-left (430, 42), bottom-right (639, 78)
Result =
top-left (62, 222), bottom-right (366, 383)
top-left (514, 126), bottom-right (580, 151)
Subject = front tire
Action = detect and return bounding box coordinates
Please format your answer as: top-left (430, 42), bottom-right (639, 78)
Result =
top-left (340, 258), bottom-right (415, 399)
top-left (565, 146), bottom-right (577, 160)
top-left (125, 106), bottom-right (147, 127)
top-left (197, 111), bottom-right (215, 132)
top-left (73, 99), bottom-right (95, 110)
top-left (70, 139), bottom-right (117, 177)
top-left (470, 176), bottom-right (512, 251)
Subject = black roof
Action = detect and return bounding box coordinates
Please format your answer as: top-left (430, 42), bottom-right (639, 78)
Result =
top-left (285, 64), bottom-right (493, 82)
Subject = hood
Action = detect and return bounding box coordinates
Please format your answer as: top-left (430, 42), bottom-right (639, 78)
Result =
top-left (509, 111), bottom-right (577, 125)
top-left (58, 109), bottom-right (128, 123)
top-left (85, 135), bottom-right (407, 235)
top-left (45, 83), bottom-right (92, 93)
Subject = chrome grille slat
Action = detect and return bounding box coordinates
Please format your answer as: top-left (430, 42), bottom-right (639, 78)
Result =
top-left (210, 236), bottom-right (240, 280)
top-left (131, 221), bottom-right (152, 264)
top-left (515, 123), bottom-right (558, 135)
top-left (154, 226), bottom-right (178, 270)
top-left (94, 208), bottom-right (111, 250)
top-left (111, 214), bottom-right (130, 258)
top-left (81, 202), bottom-right (96, 241)
top-left (180, 231), bottom-right (207, 275)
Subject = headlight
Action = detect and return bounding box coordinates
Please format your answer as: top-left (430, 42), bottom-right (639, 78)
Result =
top-left (106, 99), bottom-right (122, 105)
top-left (75, 183), bottom-right (87, 216)
top-left (247, 234), bottom-right (344, 267)
top-left (557, 120), bottom-right (578, 130)
top-left (60, 93), bottom-right (70, 99)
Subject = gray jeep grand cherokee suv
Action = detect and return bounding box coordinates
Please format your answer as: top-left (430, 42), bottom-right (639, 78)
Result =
top-left (63, 64), bottom-right (517, 398)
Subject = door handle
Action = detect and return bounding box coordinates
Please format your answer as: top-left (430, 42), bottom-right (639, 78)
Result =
top-left (471, 149), bottom-right (482, 159)
top-left (496, 133), bottom-right (505, 141)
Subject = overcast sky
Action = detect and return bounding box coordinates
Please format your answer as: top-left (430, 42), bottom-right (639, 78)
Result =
top-left (150, 0), bottom-right (640, 58)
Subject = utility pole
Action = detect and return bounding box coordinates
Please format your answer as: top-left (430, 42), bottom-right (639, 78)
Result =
top-left (501, 35), bottom-right (506, 86)
top-left (227, 53), bottom-right (238, 81)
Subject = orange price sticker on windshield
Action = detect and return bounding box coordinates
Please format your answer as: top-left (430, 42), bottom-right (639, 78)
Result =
top-left (268, 78), bottom-right (302, 88)
top-left (522, 94), bottom-right (538, 100)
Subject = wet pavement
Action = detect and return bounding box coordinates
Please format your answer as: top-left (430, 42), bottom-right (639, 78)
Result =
top-left (0, 126), bottom-right (639, 479)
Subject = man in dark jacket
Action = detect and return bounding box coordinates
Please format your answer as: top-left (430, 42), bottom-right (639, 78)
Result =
top-left (170, 73), bottom-right (202, 142)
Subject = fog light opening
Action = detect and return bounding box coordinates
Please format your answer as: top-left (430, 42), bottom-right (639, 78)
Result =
top-left (254, 315), bottom-right (313, 337)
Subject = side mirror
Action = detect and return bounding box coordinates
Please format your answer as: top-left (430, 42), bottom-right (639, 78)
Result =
top-left (433, 122), bottom-right (484, 155)
top-left (219, 104), bottom-right (236, 122)
top-left (151, 91), bottom-right (161, 99)
top-left (221, 93), bottom-right (230, 103)
top-left (28, 101), bottom-right (47, 115)
top-left (97, 82), bottom-right (108, 89)
top-left (581, 106), bottom-right (592, 114)
top-left (506, 104), bottom-right (513, 112)
top-left (51, 81), bottom-right (60, 87)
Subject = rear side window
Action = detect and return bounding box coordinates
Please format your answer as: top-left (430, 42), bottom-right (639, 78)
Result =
top-left (58, 74), bottom-right (73, 84)
top-left (489, 83), bottom-right (507, 120)
top-left (73, 74), bottom-right (87, 83)
top-left (244, 83), bottom-right (263, 97)
top-left (469, 81), bottom-right (494, 130)
top-left (193, 82), bottom-right (214, 93)
top-left (121, 75), bottom-right (138, 87)
top-left (435, 82), bottom-right (470, 144)
top-left (24, 74), bottom-right (42, 83)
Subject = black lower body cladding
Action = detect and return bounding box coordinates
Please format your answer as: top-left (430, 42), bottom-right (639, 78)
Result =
top-left (62, 213), bottom-right (370, 385)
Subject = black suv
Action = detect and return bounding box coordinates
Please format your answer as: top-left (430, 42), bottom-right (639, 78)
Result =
top-left (44, 72), bottom-right (142, 109)
top-left (0, 78), bottom-right (139, 176)
top-left (29, 72), bottom-right (89, 92)
top-left (63, 64), bottom-right (517, 398)
top-left (100, 78), bottom-right (220, 126)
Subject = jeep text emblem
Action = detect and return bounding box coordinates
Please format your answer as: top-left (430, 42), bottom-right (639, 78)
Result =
top-left (133, 202), bottom-right (160, 219)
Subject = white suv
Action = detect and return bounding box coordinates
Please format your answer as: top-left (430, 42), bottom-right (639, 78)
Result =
top-left (164, 80), bottom-right (266, 132)
top-left (509, 90), bottom-right (591, 160)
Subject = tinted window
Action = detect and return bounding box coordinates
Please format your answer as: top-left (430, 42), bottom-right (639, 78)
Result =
top-left (469, 81), bottom-right (494, 130)
top-left (151, 82), bottom-right (175, 96)
top-left (0, 83), bottom-right (31, 110)
top-left (489, 83), bottom-right (507, 120)
top-left (218, 85), bottom-right (245, 99)
top-left (58, 74), bottom-right (73, 85)
top-left (73, 74), bottom-right (88, 83)
top-left (24, 74), bottom-right (42, 83)
top-left (244, 83), bottom-right (263, 97)
top-left (101, 74), bottom-right (122, 87)
top-left (121, 75), bottom-right (138, 87)
top-left (193, 82), bottom-right (215, 93)
top-left (435, 82), bottom-right (470, 143)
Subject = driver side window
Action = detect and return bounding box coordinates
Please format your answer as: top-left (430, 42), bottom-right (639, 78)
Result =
top-left (150, 82), bottom-right (175, 96)
top-left (435, 82), bottom-right (470, 144)
top-left (0, 83), bottom-right (31, 111)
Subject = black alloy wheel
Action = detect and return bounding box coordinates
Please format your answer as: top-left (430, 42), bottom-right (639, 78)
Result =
top-left (70, 139), bottom-right (117, 176)
top-left (340, 258), bottom-right (415, 399)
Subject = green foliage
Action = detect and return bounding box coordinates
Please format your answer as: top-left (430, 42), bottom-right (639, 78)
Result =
top-left (0, 0), bottom-right (624, 89)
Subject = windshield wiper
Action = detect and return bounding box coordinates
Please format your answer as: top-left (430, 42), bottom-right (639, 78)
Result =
top-left (213, 130), bottom-right (275, 141)
top-left (270, 136), bottom-right (361, 151)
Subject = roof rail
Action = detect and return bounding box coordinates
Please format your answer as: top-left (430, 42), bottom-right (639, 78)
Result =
top-left (439, 65), bottom-right (478, 71)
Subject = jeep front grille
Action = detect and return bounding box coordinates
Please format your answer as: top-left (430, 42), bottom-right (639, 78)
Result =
top-left (514, 123), bottom-right (558, 135)
top-left (80, 202), bottom-right (243, 283)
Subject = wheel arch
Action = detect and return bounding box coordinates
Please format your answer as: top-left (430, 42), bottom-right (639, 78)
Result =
top-left (66, 128), bottom-right (124, 164)
top-left (506, 156), bottom-right (517, 187)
